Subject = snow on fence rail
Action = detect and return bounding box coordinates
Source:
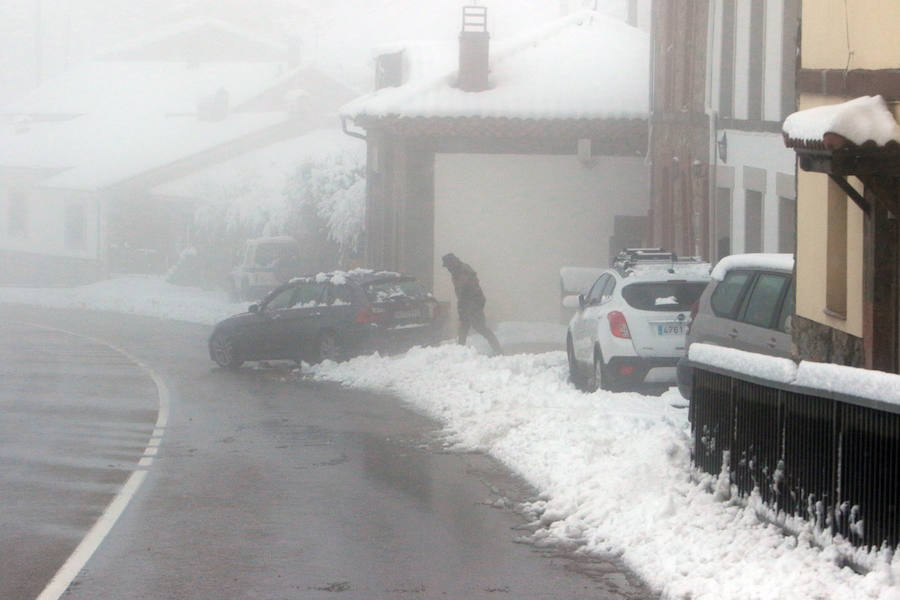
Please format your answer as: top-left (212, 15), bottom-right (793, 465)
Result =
top-left (687, 343), bottom-right (900, 550)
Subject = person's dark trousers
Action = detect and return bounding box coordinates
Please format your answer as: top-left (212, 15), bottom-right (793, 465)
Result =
top-left (458, 310), bottom-right (503, 355)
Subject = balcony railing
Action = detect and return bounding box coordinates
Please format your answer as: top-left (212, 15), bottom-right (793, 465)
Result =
top-left (687, 357), bottom-right (900, 549)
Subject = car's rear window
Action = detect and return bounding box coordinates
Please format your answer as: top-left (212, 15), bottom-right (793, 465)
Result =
top-left (364, 278), bottom-right (429, 302)
top-left (621, 282), bottom-right (707, 311)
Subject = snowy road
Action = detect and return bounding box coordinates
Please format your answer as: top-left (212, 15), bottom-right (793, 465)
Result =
top-left (0, 304), bottom-right (654, 599)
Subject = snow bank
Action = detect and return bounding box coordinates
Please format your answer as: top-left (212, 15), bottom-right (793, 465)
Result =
top-left (309, 344), bottom-right (891, 599)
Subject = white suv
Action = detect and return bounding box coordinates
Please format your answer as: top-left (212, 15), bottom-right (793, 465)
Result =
top-left (565, 249), bottom-right (711, 391)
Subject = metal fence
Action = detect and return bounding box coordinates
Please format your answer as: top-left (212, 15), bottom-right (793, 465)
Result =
top-left (689, 363), bottom-right (900, 549)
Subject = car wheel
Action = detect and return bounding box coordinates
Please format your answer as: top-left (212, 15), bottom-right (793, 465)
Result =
top-left (210, 332), bottom-right (243, 370)
top-left (588, 348), bottom-right (612, 392)
top-left (316, 330), bottom-right (344, 363)
top-left (566, 335), bottom-right (583, 389)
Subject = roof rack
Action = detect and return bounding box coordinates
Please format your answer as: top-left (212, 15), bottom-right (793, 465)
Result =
top-left (611, 247), bottom-right (707, 275)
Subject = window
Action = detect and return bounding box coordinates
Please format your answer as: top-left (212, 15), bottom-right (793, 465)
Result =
top-left (826, 179), bottom-right (847, 317)
top-left (7, 190), bottom-right (27, 236)
top-left (778, 196), bottom-right (796, 253)
top-left (587, 274), bottom-right (610, 304)
top-left (777, 281), bottom-right (795, 333)
top-left (745, 190), bottom-right (763, 253)
top-left (329, 284), bottom-right (354, 305)
top-left (601, 277), bottom-right (616, 303)
top-left (621, 282), bottom-right (707, 312)
top-left (716, 187), bottom-right (732, 260)
top-left (711, 271), bottom-right (752, 318)
top-left (742, 273), bottom-right (789, 328)
top-left (266, 282), bottom-right (326, 310)
top-left (65, 204), bottom-right (86, 249)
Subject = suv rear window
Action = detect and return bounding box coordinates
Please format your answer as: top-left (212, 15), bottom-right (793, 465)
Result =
top-left (621, 282), bottom-right (707, 311)
top-left (364, 278), bottom-right (429, 302)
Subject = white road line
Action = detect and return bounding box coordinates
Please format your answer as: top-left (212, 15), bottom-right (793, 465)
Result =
top-left (21, 322), bottom-right (171, 600)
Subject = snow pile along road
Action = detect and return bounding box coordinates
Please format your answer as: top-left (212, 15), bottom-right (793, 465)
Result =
top-left (309, 344), bottom-right (899, 600)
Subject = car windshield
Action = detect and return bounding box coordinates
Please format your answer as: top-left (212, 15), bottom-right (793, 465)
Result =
top-left (364, 278), bottom-right (428, 302)
top-left (621, 282), bottom-right (707, 311)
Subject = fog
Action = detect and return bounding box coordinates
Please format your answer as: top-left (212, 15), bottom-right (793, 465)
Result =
top-left (1, 0), bottom-right (644, 325)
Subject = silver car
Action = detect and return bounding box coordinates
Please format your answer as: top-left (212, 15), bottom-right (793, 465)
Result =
top-left (676, 253), bottom-right (795, 400)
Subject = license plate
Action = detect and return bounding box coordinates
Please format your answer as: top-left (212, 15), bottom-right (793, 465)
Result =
top-left (657, 324), bottom-right (685, 336)
top-left (394, 309), bottom-right (420, 319)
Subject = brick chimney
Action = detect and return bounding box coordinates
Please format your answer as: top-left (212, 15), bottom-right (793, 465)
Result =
top-left (457, 6), bottom-right (490, 92)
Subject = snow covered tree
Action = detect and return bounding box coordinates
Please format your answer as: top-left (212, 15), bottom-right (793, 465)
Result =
top-left (283, 148), bottom-right (366, 266)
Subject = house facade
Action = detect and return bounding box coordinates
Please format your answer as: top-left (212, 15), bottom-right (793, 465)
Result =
top-left (0, 19), bottom-right (353, 284)
top-left (341, 9), bottom-right (651, 324)
top-left (783, 1), bottom-right (900, 373)
top-left (649, 0), bottom-right (800, 261)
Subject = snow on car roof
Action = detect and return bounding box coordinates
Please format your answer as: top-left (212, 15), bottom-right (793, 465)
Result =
top-left (291, 269), bottom-right (408, 286)
top-left (710, 253), bottom-right (794, 281)
top-left (619, 262), bottom-right (712, 282)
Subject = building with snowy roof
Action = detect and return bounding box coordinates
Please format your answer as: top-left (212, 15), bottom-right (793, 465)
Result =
top-left (0, 18), bottom-right (354, 284)
top-left (340, 8), bottom-right (651, 324)
top-left (782, 0), bottom-right (900, 375)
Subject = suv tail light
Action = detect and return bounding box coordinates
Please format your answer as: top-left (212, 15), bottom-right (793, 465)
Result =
top-left (356, 306), bottom-right (386, 324)
top-left (607, 311), bottom-right (631, 339)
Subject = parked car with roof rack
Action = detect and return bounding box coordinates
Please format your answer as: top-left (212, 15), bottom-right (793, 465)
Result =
top-left (209, 269), bottom-right (446, 369)
top-left (565, 249), bottom-right (711, 391)
top-left (676, 253), bottom-right (795, 401)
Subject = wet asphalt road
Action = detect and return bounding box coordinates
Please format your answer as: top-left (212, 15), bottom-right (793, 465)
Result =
top-left (0, 304), bottom-right (657, 600)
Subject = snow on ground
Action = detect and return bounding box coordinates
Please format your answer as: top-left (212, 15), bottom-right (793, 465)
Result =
top-left (3, 275), bottom-right (900, 599)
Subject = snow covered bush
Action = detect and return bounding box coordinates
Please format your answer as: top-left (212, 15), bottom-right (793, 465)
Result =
top-left (283, 148), bottom-right (366, 261)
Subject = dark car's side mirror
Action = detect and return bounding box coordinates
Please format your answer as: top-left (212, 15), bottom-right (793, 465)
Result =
top-left (249, 303), bottom-right (260, 314)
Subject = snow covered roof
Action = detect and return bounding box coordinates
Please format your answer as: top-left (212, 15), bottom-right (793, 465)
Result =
top-left (340, 10), bottom-right (649, 122)
top-left (2, 61), bottom-right (297, 117)
top-left (97, 17), bottom-right (288, 61)
top-left (153, 128), bottom-right (363, 200)
top-left (783, 95), bottom-right (900, 151)
top-left (0, 112), bottom-right (291, 190)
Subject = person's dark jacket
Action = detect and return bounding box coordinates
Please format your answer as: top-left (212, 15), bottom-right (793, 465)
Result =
top-left (449, 261), bottom-right (486, 316)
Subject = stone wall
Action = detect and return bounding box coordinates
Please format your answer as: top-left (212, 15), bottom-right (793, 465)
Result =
top-left (792, 314), bottom-right (865, 367)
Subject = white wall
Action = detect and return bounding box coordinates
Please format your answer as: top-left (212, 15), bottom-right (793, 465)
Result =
top-left (434, 154), bottom-right (649, 324)
top-left (718, 129), bottom-right (795, 253)
top-left (709, 0), bottom-right (789, 121)
top-left (0, 185), bottom-right (99, 259)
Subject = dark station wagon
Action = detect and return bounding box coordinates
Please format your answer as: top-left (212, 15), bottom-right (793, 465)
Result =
top-left (209, 270), bottom-right (445, 369)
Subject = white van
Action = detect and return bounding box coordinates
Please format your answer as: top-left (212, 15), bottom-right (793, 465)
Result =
top-left (229, 236), bottom-right (301, 300)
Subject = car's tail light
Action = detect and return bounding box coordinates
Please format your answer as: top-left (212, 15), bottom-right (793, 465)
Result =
top-left (356, 306), bottom-right (386, 324)
top-left (607, 311), bottom-right (631, 339)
